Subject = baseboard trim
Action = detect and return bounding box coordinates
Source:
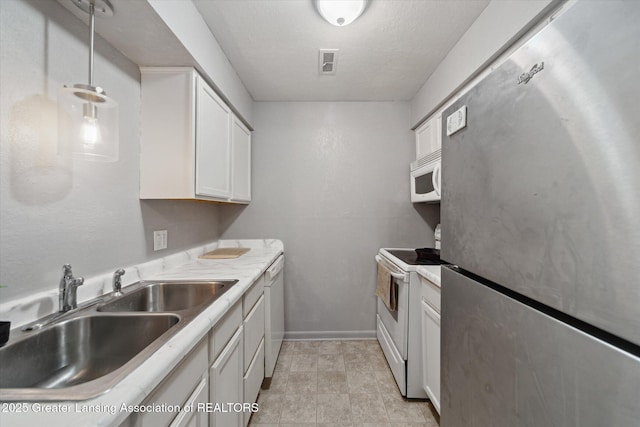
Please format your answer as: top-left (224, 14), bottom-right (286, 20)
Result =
top-left (284, 330), bottom-right (376, 341)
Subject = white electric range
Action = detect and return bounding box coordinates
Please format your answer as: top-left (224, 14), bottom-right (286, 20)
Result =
top-left (375, 248), bottom-right (442, 399)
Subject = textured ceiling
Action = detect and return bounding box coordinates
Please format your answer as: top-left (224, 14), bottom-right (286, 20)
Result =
top-left (193, 0), bottom-right (490, 101)
top-left (57, 0), bottom-right (194, 67)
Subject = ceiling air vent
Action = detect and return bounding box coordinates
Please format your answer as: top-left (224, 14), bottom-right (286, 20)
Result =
top-left (319, 49), bottom-right (339, 75)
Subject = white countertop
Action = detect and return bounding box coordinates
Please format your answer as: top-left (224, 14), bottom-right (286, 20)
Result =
top-left (0, 239), bottom-right (283, 427)
top-left (416, 265), bottom-right (441, 287)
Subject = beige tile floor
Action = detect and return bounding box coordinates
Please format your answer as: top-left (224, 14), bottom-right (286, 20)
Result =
top-left (249, 340), bottom-right (440, 427)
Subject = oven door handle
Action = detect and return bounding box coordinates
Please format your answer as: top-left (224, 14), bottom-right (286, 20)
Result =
top-left (375, 255), bottom-right (408, 281)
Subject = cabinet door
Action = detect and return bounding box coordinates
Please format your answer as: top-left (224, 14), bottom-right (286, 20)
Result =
top-left (230, 116), bottom-right (251, 203)
top-left (210, 326), bottom-right (244, 427)
top-left (140, 68), bottom-right (197, 199)
top-left (243, 295), bottom-right (265, 373)
top-left (122, 339), bottom-right (208, 427)
top-left (421, 300), bottom-right (441, 414)
top-left (243, 339), bottom-right (264, 427)
top-left (170, 376), bottom-right (208, 427)
top-left (195, 76), bottom-right (231, 199)
top-left (415, 115), bottom-right (442, 159)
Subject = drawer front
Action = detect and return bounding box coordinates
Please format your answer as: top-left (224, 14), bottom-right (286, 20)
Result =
top-left (130, 338), bottom-right (208, 427)
top-left (210, 327), bottom-right (243, 427)
top-left (376, 314), bottom-right (406, 395)
top-left (421, 276), bottom-right (441, 312)
top-left (243, 295), bottom-right (265, 373)
top-left (169, 376), bottom-right (208, 427)
top-left (210, 300), bottom-right (242, 362)
top-left (243, 339), bottom-right (265, 427)
top-left (243, 275), bottom-right (264, 318)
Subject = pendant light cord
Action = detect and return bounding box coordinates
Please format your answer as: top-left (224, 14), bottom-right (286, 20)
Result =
top-left (88, 1), bottom-right (95, 87)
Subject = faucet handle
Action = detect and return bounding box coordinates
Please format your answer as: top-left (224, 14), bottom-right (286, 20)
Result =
top-left (62, 264), bottom-right (73, 278)
top-left (67, 277), bottom-right (84, 293)
top-left (65, 277), bottom-right (84, 310)
top-left (112, 268), bottom-right (126, 295)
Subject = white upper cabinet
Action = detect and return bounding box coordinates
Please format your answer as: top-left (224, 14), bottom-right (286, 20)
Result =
top-left (195, 76), bottom-right (231, 199)
top-left (230, 116), bottom-right (252, 203)
top-left (140, 67), bottom-right (251, 203)
top-left (415, 114), bottom-right (442, 160)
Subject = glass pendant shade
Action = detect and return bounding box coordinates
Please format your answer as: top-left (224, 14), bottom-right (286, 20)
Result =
top-left (58, 84), bottom-right (118, 162)
top-left (57, 0), bottom-right (118, 162)
top-left (315, 0), bottom-right (368, 26)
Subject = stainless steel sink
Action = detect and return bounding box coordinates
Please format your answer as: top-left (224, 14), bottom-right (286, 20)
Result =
top-left (0, 279), bottom-right (238, 401)
top-left (97, 281), bottom-right (235, 312)
top-left (0, 314), bottom-right (178, 389)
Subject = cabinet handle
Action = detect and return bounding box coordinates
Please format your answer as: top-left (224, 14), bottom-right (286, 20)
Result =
top-left (422, 300), bottom-right (441, 324)
top-left (213, 325), bottom-right (243, 368)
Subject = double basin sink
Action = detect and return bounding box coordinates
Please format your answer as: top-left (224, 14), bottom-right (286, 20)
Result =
top-left (0, 279), bottom-right (237, 401)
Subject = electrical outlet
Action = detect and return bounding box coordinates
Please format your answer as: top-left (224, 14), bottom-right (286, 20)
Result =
top-left (153, 230), bottom-right (168, 251)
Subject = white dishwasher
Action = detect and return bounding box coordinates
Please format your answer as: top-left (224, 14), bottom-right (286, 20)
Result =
top-left (263, 254), bottom-right (284, 385)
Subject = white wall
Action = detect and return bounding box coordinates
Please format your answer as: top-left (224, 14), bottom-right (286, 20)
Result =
top-left (411, 0), bottom-right (557, 127)
top-left (219, 102), bottom-right (439, 339)
top-left (0, 0), bottom-right (221, 302)
top-left (147, 0), bottom-right (254, 127)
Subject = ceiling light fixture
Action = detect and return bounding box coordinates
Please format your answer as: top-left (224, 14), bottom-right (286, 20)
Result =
top-left (314, 0), bottom-right (368, 26)
top-left (58, 0), bottom-right (119, 162)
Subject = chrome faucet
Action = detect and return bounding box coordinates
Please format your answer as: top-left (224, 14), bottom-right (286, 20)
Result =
top-left (112, 268), bottom-right (126, 296)
top-left (59, 264), bottom-right (84, 313)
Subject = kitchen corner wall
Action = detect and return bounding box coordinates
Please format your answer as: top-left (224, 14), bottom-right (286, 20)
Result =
top-left (410, 0), bottom-right (556, 126)
top-left (0, 0), bottom-right (221, 302)
top-left (219, 102), bottom-right (439, 339)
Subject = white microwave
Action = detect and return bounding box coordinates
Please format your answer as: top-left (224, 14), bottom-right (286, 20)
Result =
top-left (410, 149), bottom-right (441, 203)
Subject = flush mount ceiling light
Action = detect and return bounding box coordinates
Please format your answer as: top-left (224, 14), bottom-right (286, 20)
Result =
top-left (58, 0), bottom-right (119, 162)
top-left (314, 0), bottom-right (369, 26)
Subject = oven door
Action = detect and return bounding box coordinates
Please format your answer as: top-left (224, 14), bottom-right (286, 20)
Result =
top-left (375, 255), bottom-right (409, 359)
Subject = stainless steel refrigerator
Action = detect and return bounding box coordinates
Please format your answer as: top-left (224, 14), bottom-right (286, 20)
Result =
top-left (440, 1), bottom-right (640, 426)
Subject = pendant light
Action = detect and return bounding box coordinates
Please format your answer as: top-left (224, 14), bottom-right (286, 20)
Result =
top-left (58, 0), bottom-right (118, 162)
top-left (315, 0), bottom-right (368, 26)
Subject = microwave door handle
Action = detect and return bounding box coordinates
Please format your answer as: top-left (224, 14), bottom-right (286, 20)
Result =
top-left (433, 163), bottom-right (442, 196)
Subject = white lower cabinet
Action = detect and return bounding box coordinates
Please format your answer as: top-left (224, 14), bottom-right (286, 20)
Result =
top-left (169, 376), bottom-right (208, 427)
top-left (420, 277), bottom-right (441, 414)
top-left (207, 277), bottom-right (265, 427)
top-left (242, 277), bottom-right (266, 426)
top-left (211, 302), bottom-right (243, 361)
top-left (122, 277), bottom-right (267, 427)
top-left (421, 300), bottom-right (441, 412)
top-left (243, 296), bottom-right (265, 372)
top-left (243, 339), bottom-right (264, 427)
top-left (120, 339), bottom-right (208, 427)
top-left (210, 326), bottom-right (244, 427)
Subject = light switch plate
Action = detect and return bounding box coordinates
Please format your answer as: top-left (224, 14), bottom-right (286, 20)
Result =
top-left (153, 230), bottom-right (168, 251)
top-left (446, 105), bottom-right (467, 136)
